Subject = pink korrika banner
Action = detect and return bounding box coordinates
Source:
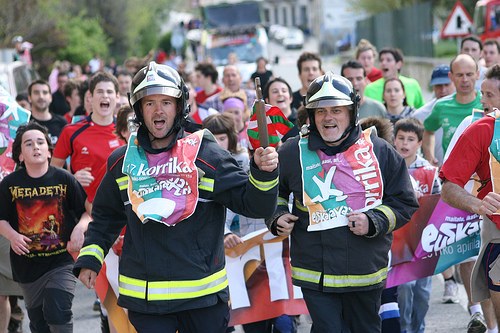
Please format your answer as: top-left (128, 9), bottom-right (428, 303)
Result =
top-left (387, 194), bottom-right (481, 287)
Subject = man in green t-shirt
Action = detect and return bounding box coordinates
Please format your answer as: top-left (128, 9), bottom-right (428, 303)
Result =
top-left (423, 54), bottom-right (481, 166)
top-left (363, 47), bottom-right (424, 109)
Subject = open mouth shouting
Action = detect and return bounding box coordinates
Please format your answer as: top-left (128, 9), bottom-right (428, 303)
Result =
top-left (100, 101), bottom-right (111, 111)
top-left (153, 118), bottom-right (166, 130)
top-left (321, 123), bottom-right (339, 134)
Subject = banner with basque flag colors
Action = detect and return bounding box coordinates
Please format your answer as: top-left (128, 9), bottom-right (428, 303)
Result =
top-left (0, 86), bottom-right (31, 181)
top-left (247, 103), bottom-right (294, 149)
top-left (225, 229), bottom-right (308, 326)
top-left (95, 240), bottom-right (137, 333)
top-left (386, 194), bottom-right (481, 288)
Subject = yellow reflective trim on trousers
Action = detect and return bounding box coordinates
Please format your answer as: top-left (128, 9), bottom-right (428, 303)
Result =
top-left (291, 267), bottom-right (321, 284)
top-left (249, 174), bottom-right (278, 192)
top-left (294, 199), bottom-right (308, 212)
top-left (77, 245), bottom-right (105, 264)
top-left (116, 176), bottom-right (128, 190)
top-left (119, 275), bottom-right (147, 299)
top-left (118, 268), bottom-right (228, 301)
top-left (323, 267), bottom-right (388, 288)
top-left (199, 177), bottom-right (214, 192)
top-left (375, 205), bottom-right (397, 233)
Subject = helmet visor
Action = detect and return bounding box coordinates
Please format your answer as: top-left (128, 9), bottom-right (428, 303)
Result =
top-left (306, 98), bottom-right (353, 109)
top-left (129, 86), bottom-right (182, 106)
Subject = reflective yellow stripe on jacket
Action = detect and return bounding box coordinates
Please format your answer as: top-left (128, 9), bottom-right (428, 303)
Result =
top-left (294, 199), bottom-right (308, 212)
top-left (374, 205), bottom-right (397, 233)
top-left (116, 176), bottom-right (128, 190)
top-left (199, 177), bottom-right (214, 192)
top-left (292, 266), bottom-right (387, 288)
top-left (277, 197), bottom-right (288, 208)
top-left (249, 173), bottom-right (278, 192)
top-left (78, 244), bottom-right (105, 264)
top-left (119, 268), bottom-right (228, 301)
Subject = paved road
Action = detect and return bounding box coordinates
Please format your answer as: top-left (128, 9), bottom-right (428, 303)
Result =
top-left (18, 273), bottom-right (471, 332)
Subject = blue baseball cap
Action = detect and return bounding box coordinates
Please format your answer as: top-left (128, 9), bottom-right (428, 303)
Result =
top-left (430, 65), bottom-right (451, 86)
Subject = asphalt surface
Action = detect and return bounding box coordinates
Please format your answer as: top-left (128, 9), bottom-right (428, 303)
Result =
top-left (17, 273), bottom-right (472, 332)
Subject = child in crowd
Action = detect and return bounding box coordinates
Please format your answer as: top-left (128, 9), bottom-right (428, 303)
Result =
top-left (0, 122), bottom-right (90, 332)
top-left (114, 105), bottom-right (136, 143)
top-left (202, 113), bottom-right (249, 173)
top-left (393, 118), bottom-right (441, 333)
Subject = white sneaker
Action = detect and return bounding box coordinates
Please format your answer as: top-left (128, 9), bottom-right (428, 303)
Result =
top-left (442, 279), bottom-right (459, 303)
top-left (467, 312), bottom-right (487, 333)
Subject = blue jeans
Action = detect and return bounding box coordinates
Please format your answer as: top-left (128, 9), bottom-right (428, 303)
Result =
top-left (397, 277), bottom-right (432, 333)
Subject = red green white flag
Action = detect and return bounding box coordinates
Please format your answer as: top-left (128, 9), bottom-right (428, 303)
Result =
top-left (247, 102), bottom-right (295, 149)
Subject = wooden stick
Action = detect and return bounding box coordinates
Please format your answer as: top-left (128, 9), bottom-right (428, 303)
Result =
top-left (254, 77), bottom-right (269, 148)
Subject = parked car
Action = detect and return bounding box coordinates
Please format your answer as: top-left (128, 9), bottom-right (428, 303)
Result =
top-left (283, 28), bottom-right (304, 49)
top-left (269, 25), bottom-right (289, 43)
top-left (0, 61), bottom-right (38, 97)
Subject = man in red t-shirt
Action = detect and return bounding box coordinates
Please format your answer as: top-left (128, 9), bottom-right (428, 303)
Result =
top-left (51, 71), bottom-right (124, 202)
top-left (194, 62), bottom-right (222, 105)
top-left (441, 64), bottom-right (500, 331)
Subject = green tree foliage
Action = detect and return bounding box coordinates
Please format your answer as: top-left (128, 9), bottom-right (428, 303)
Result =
top-left (0, 0), bottom-right (179, 76)
top-left (56, 13), bottom-right (109, 66)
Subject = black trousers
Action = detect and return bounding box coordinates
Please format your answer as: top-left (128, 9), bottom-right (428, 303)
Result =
top-left (302, 286), bottom-right (383, 333)
top-left (128, 299), bottom-right (230, 333)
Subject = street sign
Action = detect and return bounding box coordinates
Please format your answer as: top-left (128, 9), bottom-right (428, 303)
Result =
top-left (440, 1), bottom-right (473, 38)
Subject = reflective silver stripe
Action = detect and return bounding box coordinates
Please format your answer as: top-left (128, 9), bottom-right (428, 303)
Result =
top-left (291, 266), bottom-right (321, 284)
top-left (277, 197), bottom-right (288, 207)
top-left (197, 198), bottom-right (213, 203)
top-left (323, 267), bottom-right (388, 288)
top-left (148, 272), bottom-right (228, 300)
top-left (375, 205), bottom-right (397, 233)
top-left (249, 174), bottom-right (278, 191)
top-left (118, 269), bottom-right (228, 301)
top-left (118, 275), bottom-right (147, 298)
top-left (199, 177), bottom-right (214, 192)
top-left (292, 266), bottom-right (387, 288)
top-left (78, 245), bottom-right (105, 264)
top-left (116, 176), bottom-right (128, 190)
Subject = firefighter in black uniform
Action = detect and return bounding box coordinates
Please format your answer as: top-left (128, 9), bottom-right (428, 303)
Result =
top-left (266, 72), bottom-right (419, 332)
top-left (74, 62), bottom-right (279, 332)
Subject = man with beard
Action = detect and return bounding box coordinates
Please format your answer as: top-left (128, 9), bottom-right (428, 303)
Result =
top-left (28, 80), bottom-right (67, 146)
